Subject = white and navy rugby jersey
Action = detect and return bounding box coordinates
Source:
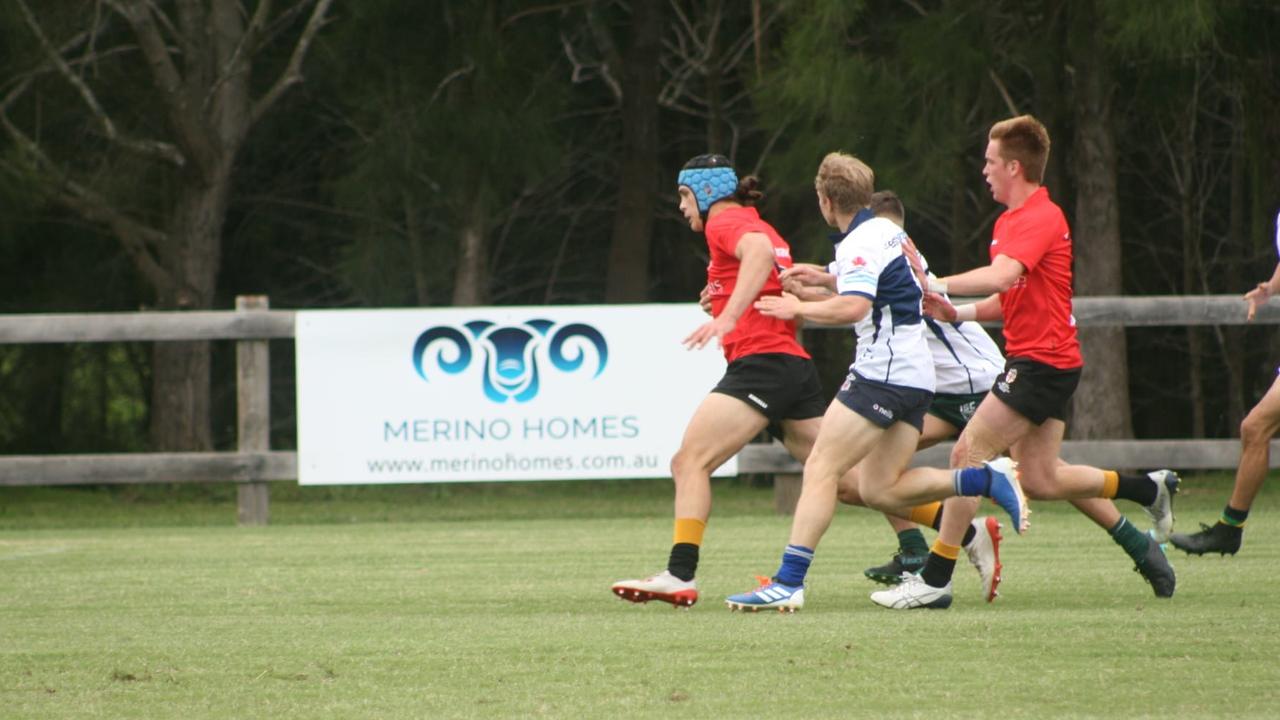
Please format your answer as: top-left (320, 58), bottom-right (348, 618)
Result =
top-left (911, 248), bottom-right (1005, 394)
top-left (924, 318), bottom-right (1004, 394)
top-left (834, 214), bottom-right (935, 392)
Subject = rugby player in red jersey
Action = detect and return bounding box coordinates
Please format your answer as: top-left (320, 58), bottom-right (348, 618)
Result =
top-left (872, 116), bottom-right (1177, 609)
top-left (610, 154), bottom-right (829, 607)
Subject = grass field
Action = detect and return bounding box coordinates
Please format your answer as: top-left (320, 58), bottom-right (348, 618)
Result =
top-left (1, 475), bottom-right (1276, 719)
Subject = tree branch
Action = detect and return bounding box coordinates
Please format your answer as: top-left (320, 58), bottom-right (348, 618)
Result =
top-left (15, 0), bottom-right (186, 166)
top-left (0, 92), bottom-right (171, 292)
top-left (428, 62), bottom-right (475, 107)
top-left (988, 68), bottom-right (1020, 117)
top-left (250, 0), bottom-right (335, 127)
top-left (500, 0), bottom-right (590, 31)
top-left (107, 0), bottom-right (218, 177)
top-left (206, 0), bottom-right (273, 111)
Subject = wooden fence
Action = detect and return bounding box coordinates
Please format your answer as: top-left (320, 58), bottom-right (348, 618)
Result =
top-left (1, 295), bottom-right (1278, 524)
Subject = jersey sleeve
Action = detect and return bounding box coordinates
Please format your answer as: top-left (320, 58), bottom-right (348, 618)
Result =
top-left (834, 234), bottom-right (882, 299)
top-left (996, 213), bottom-right (1056, 272)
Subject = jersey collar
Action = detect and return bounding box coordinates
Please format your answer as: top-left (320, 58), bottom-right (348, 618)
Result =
top-left (828, 208), bottom-right (877, 247)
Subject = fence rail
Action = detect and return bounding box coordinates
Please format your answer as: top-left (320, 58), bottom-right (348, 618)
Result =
top-left (1, 294), bottom-right (1275, 522)
top-left (0, 294), bottom-right (1274, 344)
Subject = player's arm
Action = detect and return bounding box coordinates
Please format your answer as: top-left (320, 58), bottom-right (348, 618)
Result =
top-left (756, 292), bottom-right (871, 325)
top-left (1245, 262), bottom-right (1280, 322)
top-left (683, 232), bottom-right (775, 349)
top-left (780, 263), bottom-right (837, 301)
top-left (925, 292), bottom-right (1001, 323)
top-left (929, 254), bottom-right (1025, 296)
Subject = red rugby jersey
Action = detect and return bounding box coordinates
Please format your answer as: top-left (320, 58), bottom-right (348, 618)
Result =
top-left (991, 187), bottom-right (1083, 370)
top-left (704, 206), bottom-right (809, 362)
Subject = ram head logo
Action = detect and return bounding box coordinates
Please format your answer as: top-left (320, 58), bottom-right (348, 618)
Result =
top-left (412, 319), bottom-right (608, 403)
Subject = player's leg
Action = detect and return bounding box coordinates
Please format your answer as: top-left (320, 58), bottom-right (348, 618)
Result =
top-left (1172, 372), bottom-right (1280, 556)
top-left (869, 396), bottom-right (1030, 532)
top-left (1067, 496), bottom-right (1174, 597)
top-left (880, 397), bottom-right (1006, 597)
top-left (871, 395), bottom-right (1027, 609)
top-left (1018, 420), bottom-right (1177, 599)
top-left (863, 413), bottom-right (957, 584)
top-left (1059, 462), bottom-right (1180, 540)
top-left (728, 379), bottom-right (933, 612)
top-left (611, 392), bottom-right (766, 606)
top-left (727, 400), bottom-right (887, 612)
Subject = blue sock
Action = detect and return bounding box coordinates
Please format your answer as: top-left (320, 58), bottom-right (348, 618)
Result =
top-left (774, 544), bottom-right (814, 587)
top-left (953, 466), bottom-right (992, 497)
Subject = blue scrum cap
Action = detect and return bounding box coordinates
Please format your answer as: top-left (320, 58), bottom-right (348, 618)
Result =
top-left (677, 154), bottom-right (738, 214)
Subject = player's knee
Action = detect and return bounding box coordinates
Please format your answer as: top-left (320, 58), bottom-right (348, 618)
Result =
top-left (669, 449), bottom-right (702, 481)
top-left (1240, 412), bottom-right (1279, 449)
top-left (1019, 467), bottom-right (1059, 500)
top-left (859, 489), bottom-right (894, 513)
top-left (835, 478), bottom-right (865, 506)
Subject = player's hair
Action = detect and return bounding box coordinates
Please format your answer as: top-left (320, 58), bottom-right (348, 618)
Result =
top-left (989, 115), bottom-right (1051, 184)
top-left (732, 176), bottom-right (764, 206)
top-left (815, 152), bottom-right (874, 213)
top-left (870, 190), bottom-right (905, 226)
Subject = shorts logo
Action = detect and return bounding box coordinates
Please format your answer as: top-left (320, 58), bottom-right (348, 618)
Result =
top-left (997, 381), bottom-right (1010, 394)
top-left (1005, 368), bottom-right (1018, 385)
top-left (959, 401), bottom-right (977, 421)
top-left (413, 320), bottom-right (608, 404)
top-left (872, 403), bottom-right (894, 419)
top-left (747, 393), bottom-right (769, 409)
top-left (853, 256), bottom-right (867, 267)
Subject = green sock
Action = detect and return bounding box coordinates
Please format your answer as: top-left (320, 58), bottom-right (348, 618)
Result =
top-left (1109, 517), bottom-right (1149, 563)
top-left (1221, 505), bottom-right (1249, 527)
top-left (897, 528), bottom-right (929, 556)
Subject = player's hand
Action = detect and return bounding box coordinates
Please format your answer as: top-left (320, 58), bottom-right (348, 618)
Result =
top-left (682, 314), bottom-right (735, 350)
top-left (922, 291), bottom-right (958, 322)
top-left (779, 263), bottom-right (829, 286)
top-left (698, 284), bottom-right (713, 316)
top-left (754, 292), bottom-right (802, 320)
top-left (1245, 282), bottom-right (1271, 322)
top-left (781, 274), bottom-right (806, 296)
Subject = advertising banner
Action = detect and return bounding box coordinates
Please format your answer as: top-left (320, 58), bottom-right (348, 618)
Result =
top-left (296, 304), bottom-right (737, 484)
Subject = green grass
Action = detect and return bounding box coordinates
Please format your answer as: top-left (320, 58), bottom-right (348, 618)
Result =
top-left (1, 474), bottom-right (1276, 718)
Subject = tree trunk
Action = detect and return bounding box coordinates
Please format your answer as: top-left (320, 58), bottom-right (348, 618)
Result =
top-left (0, 2), bottom-right (332, 452)
top-left (404, 190), bottom-right (432, 306)
top-left (149, 171), bottom-right (229, 451)
top-left (604, 0), bottom-right (662, 303)
top-left (1183, 195), bottom-right (1206, 438)
top-left (452, 198), bottom-right (490, 306)
top-left (1068, 0), bottom-right (1133, 440)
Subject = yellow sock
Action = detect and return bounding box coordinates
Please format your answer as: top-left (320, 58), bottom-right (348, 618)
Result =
top-left (909, 502), bottom-right (942, 528)
top-left (1100, 470), bottom-right (1119, 499)
top-left (673, 517), bottom-right (706, 546)
top-left (930, 539), bottom-right (961, 561)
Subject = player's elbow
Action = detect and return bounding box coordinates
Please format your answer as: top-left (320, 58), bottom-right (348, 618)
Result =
top-left (991, 272), bottom-right (1020, 293)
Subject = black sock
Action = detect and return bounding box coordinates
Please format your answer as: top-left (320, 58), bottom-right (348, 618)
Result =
top-left (667, 543), bottom-right (699, 582)
top-left (920, 552), bottom-right (956, 588)
top-left (930, 507), bottom-right (945, 531)
top-left (961, 523), bottom-right (977, 547)
top-left (1114, 473), bottom-right (1158, 505)
top-left (1222, 505), bottom-right (1249, 527)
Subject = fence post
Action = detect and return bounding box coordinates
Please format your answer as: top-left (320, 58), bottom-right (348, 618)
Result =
top-left (773, 474), bottom-right (801, 515)
top-left (236, 295), bottom-right (271, 526)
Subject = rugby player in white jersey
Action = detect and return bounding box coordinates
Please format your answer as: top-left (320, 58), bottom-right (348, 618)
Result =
top-left (724, 153), bottom-right (1026, 611)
